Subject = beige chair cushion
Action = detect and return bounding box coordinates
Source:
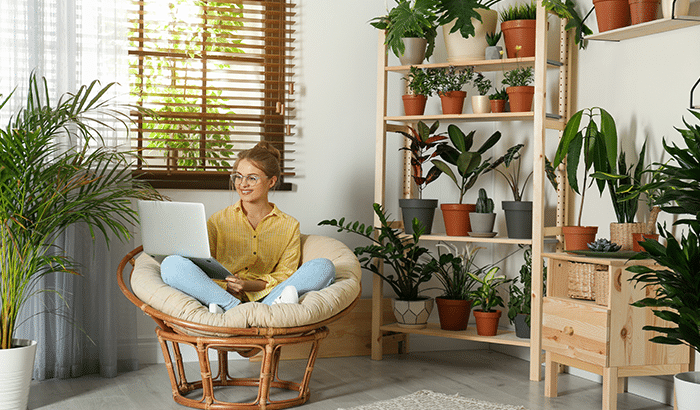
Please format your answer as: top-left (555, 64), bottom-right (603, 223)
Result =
top-left (130, 234), bottom-right (361, 332)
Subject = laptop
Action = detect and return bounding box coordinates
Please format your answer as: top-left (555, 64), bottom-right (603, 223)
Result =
top-left (137, 200), bottom-right (233, 280)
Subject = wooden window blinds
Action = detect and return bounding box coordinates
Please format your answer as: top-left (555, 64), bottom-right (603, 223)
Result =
top-left (128, 0), bottom-right (295, 190)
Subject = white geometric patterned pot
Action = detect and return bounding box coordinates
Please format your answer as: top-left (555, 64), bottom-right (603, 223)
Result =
top-left (392, 298), bottom-right (434, 329)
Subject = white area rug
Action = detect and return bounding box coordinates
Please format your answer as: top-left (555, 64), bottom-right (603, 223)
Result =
top-left (337, 390), bottom-right (526, 410)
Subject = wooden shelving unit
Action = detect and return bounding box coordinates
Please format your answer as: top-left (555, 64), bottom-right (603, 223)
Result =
top-left (372, 4), bottom-right (575, 382)
top-left (586, 16), bottom-right (700, 41)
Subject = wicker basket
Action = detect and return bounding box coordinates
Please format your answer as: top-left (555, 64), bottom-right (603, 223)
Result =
top-left (610, 222), bottom-right (646, 250)
top-left (594, 268), bottom-right (610, 306)
top-left (567, 261), bottom-right (608, 300)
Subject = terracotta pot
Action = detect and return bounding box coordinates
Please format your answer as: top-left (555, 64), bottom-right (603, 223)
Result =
top-left (632, 232), bottom-right (659, 252)
top-left (562, 225), bottom-right (598, 251)
top-left (402, 94), bottom-right (427, 116)
top-left (473, 309), bottom-right (502, 336)
top-left (436, 298), bottom-right (472, 331)
top-left (490, 99), bottom-right (506, 113)
top-left (439, 91), bottom-right (467, 115)
top-left (592, 0), bottom-right (631, 32)
top-left (506, 86), bottom-right (534, 112)
top-left (629, 0), bottom-right (660, 24)
top-left (501, 19), bottom-right (536, 58)
top-left (440, 203), bottom-right (475, 236)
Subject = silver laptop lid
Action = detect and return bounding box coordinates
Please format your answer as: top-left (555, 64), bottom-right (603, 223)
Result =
top-left (137, 200), bottom-right (212, 258)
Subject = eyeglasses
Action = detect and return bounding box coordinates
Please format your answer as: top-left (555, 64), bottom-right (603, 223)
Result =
top-left (232, 173), bottom-right (266, 186)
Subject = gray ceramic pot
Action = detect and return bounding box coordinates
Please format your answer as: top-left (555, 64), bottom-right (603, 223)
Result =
top-left (502, 200), bottom-right (532, 239)
top-left (485, 45), bottom-right (503, 60)
top-left (399, 198), bottom-right (438, 234)
top-left (469, 212), bottom-right (496, 233)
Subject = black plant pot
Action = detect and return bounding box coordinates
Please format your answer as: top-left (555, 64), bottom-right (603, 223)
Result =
top-left (514, 313), bottom-right (531, 339)
top-left (502, 200), bottom-right (533, 239)
top-left (399, 198), bottom-right (438, 235)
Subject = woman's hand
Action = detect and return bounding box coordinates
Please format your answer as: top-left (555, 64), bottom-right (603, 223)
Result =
top-left (225, 275), bottom-right (267, 296)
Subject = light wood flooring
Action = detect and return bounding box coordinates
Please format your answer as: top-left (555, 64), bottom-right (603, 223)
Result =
top-left (28, 349), bottom-right (671, 410)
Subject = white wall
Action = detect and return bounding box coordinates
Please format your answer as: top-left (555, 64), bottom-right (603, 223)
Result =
top-left (129, 0), bottom-right (700, 405)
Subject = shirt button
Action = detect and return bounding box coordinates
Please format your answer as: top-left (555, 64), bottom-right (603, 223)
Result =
top-left (253, 252), bottom-right (257, 255)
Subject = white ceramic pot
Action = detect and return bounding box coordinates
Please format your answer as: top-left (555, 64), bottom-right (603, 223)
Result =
top-left (399, 37), bottom-right (427, 65)
top-left (661, 0), bottom-right (690, 17)
top-left (675, 371), bottom-right (700, 410)
top-left (392, 298), bottom-right (434, 329)
top-left (0, 339), bottom-right (37, 410)
top-left (471, 95), bottom-right (491, 114)
top-left (443, 9), bottom-right (498, 63)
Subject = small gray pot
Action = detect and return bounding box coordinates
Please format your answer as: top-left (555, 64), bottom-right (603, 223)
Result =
top-left (485, 46), bottom-right (502, 60)
top-left (468, 212), bottom-right (496, 233)
top-left (399, 198), bottom-right (438, 235)
top-left (514, 314), bottom-right (531, 339)
top-left (502, 200), bottom-right (532, 239)
top-left (399, 37), bottom-right (427, 65)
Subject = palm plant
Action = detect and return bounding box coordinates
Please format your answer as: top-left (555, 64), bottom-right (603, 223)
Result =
top-left (0, 73), bottom-right (162, 349)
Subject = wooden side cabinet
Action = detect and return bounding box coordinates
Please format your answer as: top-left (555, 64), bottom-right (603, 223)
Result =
top-left (542, 252), bottom-right (693, 410)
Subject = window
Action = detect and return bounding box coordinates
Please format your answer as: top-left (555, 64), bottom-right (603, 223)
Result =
top-left (128, 0), bottom-right (295, 189)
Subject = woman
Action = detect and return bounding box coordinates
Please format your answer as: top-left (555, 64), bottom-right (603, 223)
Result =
top-left (160, 142), bottom-right (335, 312)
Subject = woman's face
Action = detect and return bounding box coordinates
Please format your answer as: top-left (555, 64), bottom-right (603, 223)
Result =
top-left (234, 159), bottom-right (277, 204)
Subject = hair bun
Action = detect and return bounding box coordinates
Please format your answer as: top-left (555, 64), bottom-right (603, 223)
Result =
top-left (253, 141), bottom-right (281, 161)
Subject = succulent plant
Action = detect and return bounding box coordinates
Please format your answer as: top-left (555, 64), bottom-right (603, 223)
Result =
top-left (587, 238), bottom-right (621, 253)
top-left (475, 188), bottom-right (494, 213)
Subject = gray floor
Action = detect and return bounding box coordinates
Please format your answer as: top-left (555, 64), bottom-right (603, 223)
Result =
top-left (28, 349), bottom-right (671, 410)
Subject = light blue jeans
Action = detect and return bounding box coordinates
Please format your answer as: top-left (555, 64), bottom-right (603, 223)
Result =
top-left (160, 256), bottom-right (335, 311)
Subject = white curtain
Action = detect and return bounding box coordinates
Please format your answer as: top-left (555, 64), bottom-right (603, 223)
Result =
top-left (0, 0), bottom-right (140, 379)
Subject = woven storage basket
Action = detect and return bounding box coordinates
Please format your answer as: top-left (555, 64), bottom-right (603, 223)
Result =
top-left (567, 261), bottom-right (608, 300)
top-left (595, 267), bottom-right (610, 306)
top-left (610, 222), bottom-right (646, 251)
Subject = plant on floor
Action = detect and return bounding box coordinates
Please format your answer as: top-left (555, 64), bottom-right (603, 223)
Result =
top-left (370, 0), bottom-right (439, 61)
top-left (552, 107), bottom-right (618, 227)
top-left (318, 203), bottom-right (433, 301)
top-left (396, 120), bottom-right (446, 199)
top-left (0, 73), bottom-right (163, 350)
top-left (472, 73), bottom-right (492, 96)
top-left (432, 124), bottom-right (501, 204)
top-left (424, 242), bottom-right (480, 300)
top-left (630, 110), bottom-right (700, 354)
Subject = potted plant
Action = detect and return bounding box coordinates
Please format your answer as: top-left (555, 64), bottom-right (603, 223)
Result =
top-left (424, 242), bottom-right (480, 330)
top-left (434, 0), bottom-right (502, 62)
top-left (488, 86), bottom-right (508, 113)
top-left (395, 120), bottom-right (446, 234)
top-left (471, 72), bottom-right (492, 114)
top-left (629, 111), bottom-right (700, 408)
top-left (484, 31), bottom-right (502, 59)
top-left (506, 246), bottom-right (546, 338)
top-left (431, 124), bottom-right (501, 235)
top-left (552, 107), bottom-right (618, 250)
top-left (542, 0), bottom-right (593, 49)
top-left (501, 59), bottom-right (534, 112)
top-left (468, 264), bottom-right (510, 336)
top-left (487, 144), bottom-right (532, 238)
top-left (499, 1), bottom-right (537, 58)
top-left (469, 188), bottom-right (496, 235)
top-left (403, 66), bottom-right (434, 116)
top-left (629, 0), bottom-right (659, 25)
top-left (319, 203), bottom-right (434, 328)
top-left (370, 0), bottom-right (439, 65)
top-left (0, 74), bottom-right (162, 409)
top-left (428, 65), bottom-right (474, 115)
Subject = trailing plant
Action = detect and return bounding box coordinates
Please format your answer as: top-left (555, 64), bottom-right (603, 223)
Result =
top-left (489, 87), bottom-right (508, 100)
top-left (475, 188), bottom-right (494, 213)
top-left (542, 0), bottom-right (593, 50)
top-left (502, 65), bottom-right (534, 88)
top-left (432, 124), bottom-right (502, 204)
top-left (396, 121), bottom-right (447, 199)
top-left (552, 107), bottom-right (618, 226)
top-left (472, 73), bottom-right (492, 96)
top-left (424, 242), bottom-right (480, 300)
top-left (318, 203), bottom-right (433, 301)
top-left (591, 141), bottom-right (647, 223)
top-left (507, 246), bottom-right (546, 326)
top-left (499, 1), bottom-right (537, 21)
top-left (469, 266), bottom-right (510, 312)
top-left (485, 31), bottom-right (501, 46)
top-left (434, 0), bottom-right (503, 39)
top-left (0, 73), bottom-right (163, 350)
top-left (428, 65), bottom-right (474, 94)
top-left (370, 0), bottom-right (439, 61)
top-left (403, 66), bottom-right (434, 97)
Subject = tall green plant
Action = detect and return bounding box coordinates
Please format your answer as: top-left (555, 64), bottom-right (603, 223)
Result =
top-left (0, 74), bottom-right (162, 349)
top-left (432, 124), bottom-right (501, 204)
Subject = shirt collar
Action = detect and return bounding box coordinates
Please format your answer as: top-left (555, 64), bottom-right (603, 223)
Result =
top-left (233, 200), bottom-right (280, 218)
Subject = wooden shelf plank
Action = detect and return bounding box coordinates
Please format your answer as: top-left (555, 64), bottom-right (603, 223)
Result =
top-left (385, 57), bottom-right (535, 73)
top-left (381, 322), bottom-right (530, 347)
top-left (386, 112), bottom-right (534, 122)
top-left (418, 233), bottom-right (532, 245)
top-left (586, 17), bottom-right (700, 41)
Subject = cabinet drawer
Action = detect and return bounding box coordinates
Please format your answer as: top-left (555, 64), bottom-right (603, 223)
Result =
top-left (542, 297), bottom-right (610, 367)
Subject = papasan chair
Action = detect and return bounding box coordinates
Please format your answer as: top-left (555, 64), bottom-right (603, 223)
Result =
top-left (117, 234), bottom-right (361, 410)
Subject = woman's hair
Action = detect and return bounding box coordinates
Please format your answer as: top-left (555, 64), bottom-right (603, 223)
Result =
top-left (233, 141), bottom-right (282, 183)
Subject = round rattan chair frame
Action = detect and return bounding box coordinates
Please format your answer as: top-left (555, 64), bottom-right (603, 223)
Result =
top-left (117, 246), bottom-right (359, 410)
